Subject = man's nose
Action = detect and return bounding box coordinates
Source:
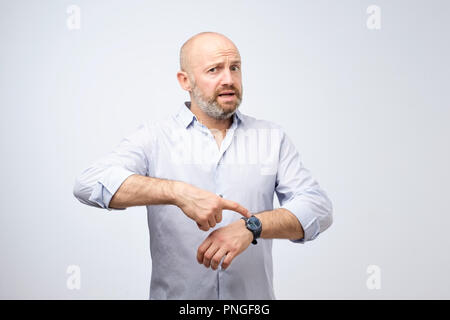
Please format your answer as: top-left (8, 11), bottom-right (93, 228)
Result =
top-left (220, 69), bottom-right (234, 86)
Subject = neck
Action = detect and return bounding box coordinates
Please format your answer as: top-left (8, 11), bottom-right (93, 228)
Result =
top-left (189, 100), bottom-right (233, 131)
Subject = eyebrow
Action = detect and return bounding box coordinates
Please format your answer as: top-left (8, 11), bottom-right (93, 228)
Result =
top-left (205, 60), bottom-right (241, 68)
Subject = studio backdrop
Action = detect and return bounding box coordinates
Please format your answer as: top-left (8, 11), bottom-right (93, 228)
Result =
top-left (1, 0), bottom-right (449, 299)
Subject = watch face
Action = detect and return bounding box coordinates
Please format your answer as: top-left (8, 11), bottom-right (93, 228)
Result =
top-left (247, 216), bottom-right (261, 231)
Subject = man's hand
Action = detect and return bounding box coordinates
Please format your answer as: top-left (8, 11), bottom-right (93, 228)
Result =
top-left (173, 182), bottom-right (251, 231)
top-left (197, 219), bottom-right (253, 270)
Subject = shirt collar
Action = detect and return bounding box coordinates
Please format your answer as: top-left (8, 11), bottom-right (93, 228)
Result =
top-left (175, 101), bottom-right (245, 129)
top-left (176, 101), bottom-right (197, 128)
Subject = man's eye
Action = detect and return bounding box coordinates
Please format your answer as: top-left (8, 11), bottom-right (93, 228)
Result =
top-left (231, 65), bottom-right (240, 71)
top-left (208, 67), bottom-right (217, 73)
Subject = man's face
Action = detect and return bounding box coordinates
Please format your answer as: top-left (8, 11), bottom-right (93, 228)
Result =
top-left (187, 37), bottom-right (243, 119)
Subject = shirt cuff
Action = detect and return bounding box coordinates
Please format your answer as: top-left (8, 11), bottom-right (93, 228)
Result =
top-left (89, 166), bottom-right (136, 211)
top-left (281, 198), bottom-right (321, 244)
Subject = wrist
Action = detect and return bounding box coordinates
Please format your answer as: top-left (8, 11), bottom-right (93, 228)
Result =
top-left (239, 218), bottom-right (254, 243)
top-left (167, 180), bottom-right (184, 207)
top-left (241, 215), bottom-right (262, 245)
top-left (253, 213), bottom-right (265, 238)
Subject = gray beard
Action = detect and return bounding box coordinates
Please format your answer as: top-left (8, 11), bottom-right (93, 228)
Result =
top-left (191, 85), bottom-right (242, 120)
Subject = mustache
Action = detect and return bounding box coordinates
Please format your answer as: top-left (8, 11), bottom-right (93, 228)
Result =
top-left (213, 86), bottom-right (241, 100)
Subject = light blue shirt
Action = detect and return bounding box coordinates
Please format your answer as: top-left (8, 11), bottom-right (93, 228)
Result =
top-left (73, 101), bottom-right (333, 299)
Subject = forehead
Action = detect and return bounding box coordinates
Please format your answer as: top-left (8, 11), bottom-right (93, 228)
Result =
top-left (189, 36), bottom-right (241, 68)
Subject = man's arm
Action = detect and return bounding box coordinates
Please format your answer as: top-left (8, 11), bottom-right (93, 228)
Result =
top-left (108, 174), bottom-right (177, 208)
top-left (109, 174), bottom-right (251, 231)
top-left (73, 123), bottom-right (152, 210)
top-left (197, 208), bottom-right (304, 271)
top-left (197, 128), bottom-right (332, 270)
top-left (76, 169), bottom-right (250, 231)
top-left (73, 123), bottom-right (250, 231)
top-left (274, 130), bottom-right (333, 244)
top-left (256, 208), bottom-right (304, 241)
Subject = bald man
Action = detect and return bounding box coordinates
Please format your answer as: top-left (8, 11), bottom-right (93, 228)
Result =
top-left (73, 32), bottom-right (333, 299)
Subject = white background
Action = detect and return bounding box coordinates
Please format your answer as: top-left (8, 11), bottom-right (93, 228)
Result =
top-left (1, 0), bottom-right (449, 299)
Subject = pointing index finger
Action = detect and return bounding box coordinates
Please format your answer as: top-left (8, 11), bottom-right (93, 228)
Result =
top-left (220, 198), bottom-right (251, 218)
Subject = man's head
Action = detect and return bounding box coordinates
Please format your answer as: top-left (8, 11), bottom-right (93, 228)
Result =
top-left (177, 32), bottom-right (243, 120)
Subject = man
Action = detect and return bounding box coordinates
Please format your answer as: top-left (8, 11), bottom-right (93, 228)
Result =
top-left (73, 32), bottom-right (333, 299)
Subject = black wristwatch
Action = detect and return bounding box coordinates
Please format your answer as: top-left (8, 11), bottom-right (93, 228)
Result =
top-left (241, 215), bottom-right (262, 245)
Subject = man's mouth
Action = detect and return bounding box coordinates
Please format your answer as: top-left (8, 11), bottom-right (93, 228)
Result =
top-left (218, 91), bottom-right (236, 97)
top-left (217, 93), bottom-right (236, 102)
top-left (217, 91), bottom-right (237, 103)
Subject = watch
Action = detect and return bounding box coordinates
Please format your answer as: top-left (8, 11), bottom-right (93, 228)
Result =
top-left (241, 215), bottom-right (262, 245)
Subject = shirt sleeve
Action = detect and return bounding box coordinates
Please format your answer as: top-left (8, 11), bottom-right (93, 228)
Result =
top-left (275, 130), bottom-right (333, 243)
top-left (73, 123), bottom-right (153, 211)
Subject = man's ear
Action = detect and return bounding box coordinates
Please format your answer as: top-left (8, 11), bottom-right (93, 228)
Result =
top-left (177, 71), bottom-right (192, 92)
